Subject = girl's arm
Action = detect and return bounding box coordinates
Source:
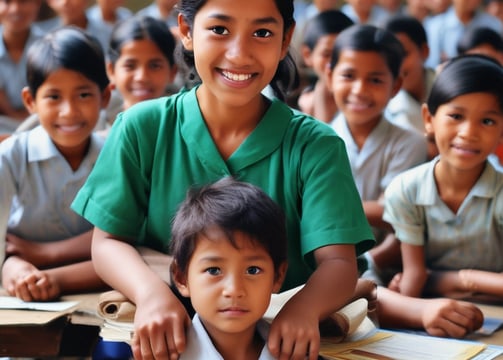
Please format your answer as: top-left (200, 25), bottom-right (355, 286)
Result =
top-left (5, 230), bottom-right (93, 268)
top-left (426, 269), bottom-right (503, 298)
top-left (92, 227), bottom-right (191, 360)
top-left (395, 242), bottom-right (428, 297)
top-left (363, 200), bottom-right (393, 230)
top-left (268, 244), bottom-right (357, 360)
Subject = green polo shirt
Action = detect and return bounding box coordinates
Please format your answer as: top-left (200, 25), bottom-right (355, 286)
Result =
top-left (72, 87), bottom-right (374, 289)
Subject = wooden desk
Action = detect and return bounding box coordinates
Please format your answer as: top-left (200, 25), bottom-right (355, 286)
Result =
top-left (0, 292), bottom-right (103, 357)
top-left (469, 303), bottom-right (503, 347)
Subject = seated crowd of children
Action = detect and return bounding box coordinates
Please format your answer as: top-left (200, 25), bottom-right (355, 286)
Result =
top-left (1, 0), bottom-right (503, 359)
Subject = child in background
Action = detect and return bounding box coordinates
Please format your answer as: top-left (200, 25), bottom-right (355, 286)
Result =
top-left (72, 0), bottom-right (376, 359)
top-left (484, 0), bottom-right (503, 24)
top-left (297, 10), bottom-right (353, 123)
top-left (340, 0), bottom-right (391, 25)
top-left (136, 0), bottom-right (179, 37)
top-left (329, 24), bottom-right (428, 241)
top-left (171, 177), bottom-right (287, 360)
top-left (403, 0), bottom-right (431, 22)
top-left (103, 15), bottom-right (178, 131)
top-left (37, 0), bottom-right (110, 52)
top-left (0, 27), bottom-right (110, 301)
top-left (383, 15), bottom-right (438, 159)
top-left (457, 26), bottom-right (503, 66)
top-left (86, 0), bottom-right (133, 53)
top-left (384, 55), bottom-right (503, 301)
top-left (424, 0), bottom-right (503, 69)
top-left (0, 0), bottom-right (43, 134)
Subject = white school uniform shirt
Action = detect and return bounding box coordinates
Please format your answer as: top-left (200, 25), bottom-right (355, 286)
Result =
top-left (86, 5), bottom-right (133, 53)
top-left (0, 126), bottom-right (104, 270)
top-left (136, 3), bottom-right (179, 28)
top-left (331, 113), bottom-right (427, 202)
top-left (179, 314), bottom-right (275, 360)
top-left (383, 158), bottom-right (503, 271)
top-left (340, 4), bottom-right (391, 25)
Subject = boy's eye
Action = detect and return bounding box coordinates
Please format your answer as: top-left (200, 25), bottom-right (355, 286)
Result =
top-left (205, 267), bottom-right (221, 276)
top-left (448, 113), bottom-right (463, 120)
top-left (149, 61), bottom-right (165, 70)
top-left (45, 94), bottom-right (60, 100)
top-left (370, 77), bottom-right (384, 84)
top-left (79, 92), bottom-right (93, 99)
top-left (211, 26), bottom-right (229, 35)
top-left (254, 29), bottom-right (272, 38)
top-left (482, 117), bottom-right (496, 126)
top-left (246, 266), bottom-right (262, 275)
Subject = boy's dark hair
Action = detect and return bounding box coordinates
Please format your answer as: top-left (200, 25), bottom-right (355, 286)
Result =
top-left (176, 0), bottom-right (299, 102)
top-left (382, 15), bottom-right (428, 49)
top-left (426, 54), bottom-right (503, 115)
top-left (457, 26), bottom-right (503, 55)
top-left (26, 26), bottom-right (109, 96)
top-left (170, 177), bottom-right (288, 276)
top-left (108, 15), bottom-right (177, 67)
top-left (329, 24), bottom-right (405, 79)
top-left (302, 10), bottom-right (354, 50)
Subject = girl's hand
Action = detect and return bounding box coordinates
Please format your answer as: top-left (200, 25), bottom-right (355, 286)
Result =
top-left (131, 287), bottom-right (191, 360)
top-left (268, 297), bottom-right (320, 360)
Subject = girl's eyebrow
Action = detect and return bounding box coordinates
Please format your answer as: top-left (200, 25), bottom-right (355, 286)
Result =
top-left (207, 13), bottom-right (280, 26)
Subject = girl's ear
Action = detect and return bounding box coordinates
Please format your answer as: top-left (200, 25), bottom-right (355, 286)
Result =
top-left (21, 87), bottom-right (37, 114)
top-left (178, 13), bottom-right (193, 51)
top-left (106, 61), bottom-right (116, 89)
top-left (280, 24), bottom-right (295, 60)
top-left (100, 85), bottom-right (112, 109)
top-left (171, 261), bottom-right (190, 297)
top-left (300, 45), bottom-right (313, 68)
top-left (272, 262), bottom-right (288, 294)
top-left (422, 103), bottom-right (434, 137)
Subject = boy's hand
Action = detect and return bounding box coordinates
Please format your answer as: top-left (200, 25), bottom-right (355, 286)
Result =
top-left (6, 233), bottom-right (53, 267)
top-left (421, 298), bottom-right (483, 338)
top-left (131, 286), bottom-right (191, 360)
top-left (268, 296), bottom-right (320, 360)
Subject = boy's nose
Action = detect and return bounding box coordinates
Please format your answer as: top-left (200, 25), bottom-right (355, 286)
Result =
top-left (222, 275), bottom-right (246, 298)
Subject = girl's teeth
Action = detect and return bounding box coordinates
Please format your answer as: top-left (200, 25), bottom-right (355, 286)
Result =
top-left (223, 71), bottom-right (252, 81)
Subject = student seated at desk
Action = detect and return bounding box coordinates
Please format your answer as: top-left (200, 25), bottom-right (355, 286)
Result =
top-left (384, 55), bottom-right (503, 303)
top-left (170, 177), bottom-right (288, 360)
top-left (0, 27), bottom-right (111, 301)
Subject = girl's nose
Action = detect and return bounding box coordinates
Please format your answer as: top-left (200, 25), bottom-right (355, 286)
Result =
top-left (458, 120), bottom-right (479, 140)
top-left (226, 36), bottom-right (253, 65)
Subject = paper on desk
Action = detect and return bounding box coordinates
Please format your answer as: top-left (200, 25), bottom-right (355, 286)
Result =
top-left (0, 296), bottom-right (79, 311)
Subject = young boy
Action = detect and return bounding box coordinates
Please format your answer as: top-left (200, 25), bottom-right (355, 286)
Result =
top-left (0, 0), bottom-right (43, 134)
top-left (328, 24), bottom-right (428, 242)
top-left (0, 27), bottom-right (111, 301)
top-left (170, 177), bottom-right (288, 360)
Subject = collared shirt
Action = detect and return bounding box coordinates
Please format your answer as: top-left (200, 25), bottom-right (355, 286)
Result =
top-left (0, 25), bottom-right (44, 111)
top-left (331, 113), bottom-right (427, 202)
top-left (0, 126), bottom-right (104, 267)
top-left (384, 158), bottom-right (503, 271)
top-left (72, 87), bottom-right (375, 290)
top-left (86, 5), bottom-right (133, 53)
top-left (180, 314), bottom-right (274, 360)
top-left (424, 6), bottom-right (503, 68)
top-left (136, 3), bottom-right (179, 28)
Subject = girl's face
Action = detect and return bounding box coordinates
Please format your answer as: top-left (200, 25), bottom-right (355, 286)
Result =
top-left (424, 92), bottom-right (503, 173)
top-left (107, 39), bottom-right (177, 110)
top-left (302, 33), bottom-right (338, 80)
top-left (329, 49), bottom-right (401, 128)
top-left (0, 0), bottom-right (41, 34)
top-left (179, 0), bottom-right (292, 109)
top-left (22, 68), bottom-right (110, 155)
top-left (394, 32), bottom-right (429, 97)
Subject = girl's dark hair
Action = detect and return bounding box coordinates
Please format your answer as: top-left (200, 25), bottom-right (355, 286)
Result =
top-left (382, 15), bottom-right (428, 49)
top-left (302, 10), bottom-right (354, 50)
top-left (108, 15), bottom-right (177, 66)
top-left (426, 54), bottom-right (503, 115)
top-left (329, 24), bottom-right (405, 79)
top-left (170, 177), bottom-right (288, 276)
top-left (26, 26), bottom-right (109, 95)
top-left (176, 0), bottom-right (299, 101)
top-left (457, 26), bottom-right (503, 55)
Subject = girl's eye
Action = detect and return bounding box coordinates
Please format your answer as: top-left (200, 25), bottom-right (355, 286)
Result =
top-left (339, 72), bottom-right (353, 80)
top-left (448, 113), bottom-right (463, 120)
top-left (149, 62), bottom-right (164, 70)
top-left (79, 92), bottom-right (93, 99)
top-left (211, 26), bottom-right (229, 35)
top-left (482, 118), bottom-right (496, 126)
top-left (45, 94), bottom-right (59, 100)
top-left (254, 29), bottom-right (272, 38)
top-left (370, 77), bottom-right (384, 84)
top-left (246, 266), bottom-right (262, 275)
top-left (205, 267), bottom-right (221, 276)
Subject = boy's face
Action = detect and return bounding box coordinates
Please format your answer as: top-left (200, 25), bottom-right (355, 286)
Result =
top-left (465, 44), bottom-right (503, 66)
top-left (328, 49), bottom-right (401, 128)
top-left (107, 39), bottom-right (177, 110)
top-left (394, 32), bottom-right (429, 95)
top-left (424, 92), bottom-right (503, 173)
top-left (47, 0), bottom-right (88, 23)
top-left (452, 0), bottom-right (482, 13)
top-left (486, 1), bottom-right (503, 23)
top-left (302, 33), bottom-right (338, 80)
top-left (174, 229), bottom-right (285, 341)
top-left (22, 68), bottom-right (110, 154)
top-left (97, 0), bottom-right (124, 13)
top-left (0, 0), bottom-right (41, 34)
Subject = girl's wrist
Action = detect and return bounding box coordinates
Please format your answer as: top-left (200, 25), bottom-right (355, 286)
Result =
top-left (458, 269), bottom-right (476, 292)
